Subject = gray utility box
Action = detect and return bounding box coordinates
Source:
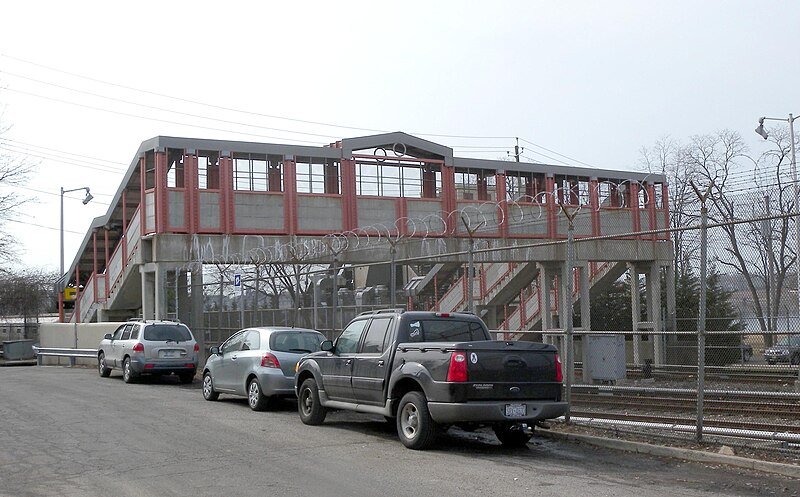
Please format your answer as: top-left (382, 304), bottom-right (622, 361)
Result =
top-left (3, 340), bottom-right (35, 360)
top-left (582, 335), bottom-right (626, 383)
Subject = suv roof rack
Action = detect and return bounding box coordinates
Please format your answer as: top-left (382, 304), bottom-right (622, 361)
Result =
top-left (357, 308), bottom-right (406, 317)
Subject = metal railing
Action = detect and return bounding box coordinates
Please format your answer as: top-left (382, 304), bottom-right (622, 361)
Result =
top-left (33, 346), bottom-right (98, 366)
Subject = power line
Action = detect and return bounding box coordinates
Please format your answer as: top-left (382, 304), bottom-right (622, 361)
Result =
top-left (1, 53), bottom-right (517, 141)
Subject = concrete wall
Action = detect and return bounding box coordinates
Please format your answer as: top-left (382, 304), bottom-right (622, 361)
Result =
top-left (38, 322), bottom-right (124, 366)
top-left (235, 192), bottom-right (285, 230)
top-left (169, 191), bottom-right (185, 228)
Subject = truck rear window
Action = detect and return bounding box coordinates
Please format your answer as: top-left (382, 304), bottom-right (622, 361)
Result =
top-left (407, 319), bottom-right (486, 342)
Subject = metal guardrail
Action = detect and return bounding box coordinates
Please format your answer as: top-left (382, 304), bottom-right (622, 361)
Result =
top-left (33, 346), bottom-right (98, 366)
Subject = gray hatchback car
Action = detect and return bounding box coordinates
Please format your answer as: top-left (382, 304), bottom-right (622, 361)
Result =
top-left (97, 319), bottom-right (199, 384)
top-left (202, 327), bottom-right (325, 410)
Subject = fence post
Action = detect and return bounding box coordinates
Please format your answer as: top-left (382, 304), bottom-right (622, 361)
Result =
top-left (692, 180), bottom-right (713, 442)
top-left (559, 203), bottom-right (578, 423)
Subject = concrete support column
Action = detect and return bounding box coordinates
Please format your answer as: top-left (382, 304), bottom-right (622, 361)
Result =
top-left (648, 264), bottom-right (664, 365)
top-left (177, 270), bottom-right (190, 323)
top-left (579, 264), bottom-right (590, 330)
top-left (628, 263), bottom-right (642, 366)
top-left (665, 264), bottom-right (677, 333)
top-left (538, 263), bottom-right (558, 348)
top-left (154, 263), bottom-right (167, 320)
top-left (191, 264), bottom-right (206, 363)
top-left (141, 266), bottom-right (155, 320)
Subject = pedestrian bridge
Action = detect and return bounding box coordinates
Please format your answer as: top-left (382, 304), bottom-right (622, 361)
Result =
top-left (61, 131), bottom-right (672, 351)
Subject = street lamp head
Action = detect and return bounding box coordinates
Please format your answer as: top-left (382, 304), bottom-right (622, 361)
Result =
top-left (755, 117), bottom-right (769, 140)
top-left (82, 189), bottom-right (93, 205)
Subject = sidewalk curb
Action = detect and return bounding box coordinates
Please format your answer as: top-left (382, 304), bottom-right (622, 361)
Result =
top-left (538, 430), bottom-right (800, 479)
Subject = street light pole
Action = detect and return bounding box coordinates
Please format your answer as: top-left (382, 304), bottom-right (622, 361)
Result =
top-left (756, 114), bottom-right (799, 332)
top-left (59, 186), bottom-right (92, 322)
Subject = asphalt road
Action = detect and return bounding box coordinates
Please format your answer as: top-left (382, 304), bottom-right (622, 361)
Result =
top-left (0, 366), bottom-right (797, 497)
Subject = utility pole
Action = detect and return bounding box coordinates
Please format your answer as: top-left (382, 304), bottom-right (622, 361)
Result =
top-left (509, 137), bottom-right (524, 162)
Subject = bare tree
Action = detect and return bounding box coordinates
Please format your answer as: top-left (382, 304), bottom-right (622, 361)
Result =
top-left (0, 267), bottom-right (58, 337)
top-left (645, 129), bottom-right (798, 343)
top-left (0, 106), bottom-right (35, 266)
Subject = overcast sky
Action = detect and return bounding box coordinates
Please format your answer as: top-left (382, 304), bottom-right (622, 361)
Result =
top-left (1, 0), bottom-right (798, 272)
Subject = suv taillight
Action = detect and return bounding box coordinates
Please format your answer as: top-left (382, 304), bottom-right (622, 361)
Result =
top-left (193, 343), bottom-right (199, 353)
top-left (447, 351), bottom-right (468, 382)
top-left (132, 343), bottom-right (144, 353)
top-left (555, 354), bottom-right (563, 383)
top-left (261, 353), bottom-right (281, 368)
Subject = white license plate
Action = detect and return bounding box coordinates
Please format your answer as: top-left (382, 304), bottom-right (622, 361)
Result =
top-left (159, 350), bottom-right (180, 358)
top-left (505, 403), bottom-right (527, 417)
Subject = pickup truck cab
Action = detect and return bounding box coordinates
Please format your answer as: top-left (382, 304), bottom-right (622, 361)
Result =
top-left (295, 309), bottom-right (567, 449)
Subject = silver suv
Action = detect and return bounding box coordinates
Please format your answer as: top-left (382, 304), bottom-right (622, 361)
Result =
top-left (97, 320), bottom-right (199, 384)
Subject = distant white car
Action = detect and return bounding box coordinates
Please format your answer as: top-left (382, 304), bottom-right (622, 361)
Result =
top-left (97, 319), bottom-right (199, 384)
top-left (202, 327), bottom-right (325, 411)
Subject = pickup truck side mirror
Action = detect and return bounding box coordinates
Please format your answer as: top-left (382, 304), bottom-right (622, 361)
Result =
top-left (320, 340), bottom-right (333, 352)
top-left (104, 333), bottom-right (112, 340)
top-left (210, 346), bottom-right (220, 355)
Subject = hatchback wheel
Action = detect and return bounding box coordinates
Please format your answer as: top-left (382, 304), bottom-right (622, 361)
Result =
top-left (97, 353), bottom-right (111, 378)
top-left (202, 372), bottom-right (219, 401)
top-left (248, 378), bottom-right (269, 411)
top-left (122, 357), bottom-right (137, 383)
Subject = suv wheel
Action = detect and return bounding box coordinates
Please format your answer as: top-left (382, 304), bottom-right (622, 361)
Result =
top-left (248, 378), bottom-right (269, 411)
top-left (397, 391), bottom-right (436, 450)
top-left (298, 378), bottom-right (327, 425)
top-left (122, 357), bottom-right (137, 384)
top-left (202, 372), bottom-right (219, 401)
top-left (98, 352), bottom-right (111, 378)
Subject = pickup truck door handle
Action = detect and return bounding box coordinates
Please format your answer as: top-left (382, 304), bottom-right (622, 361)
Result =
top-left (378, 360), bottom-right (385, 367)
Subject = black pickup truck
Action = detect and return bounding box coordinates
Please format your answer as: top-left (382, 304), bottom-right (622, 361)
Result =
top-left (295, 309), bottom-right (567, 450)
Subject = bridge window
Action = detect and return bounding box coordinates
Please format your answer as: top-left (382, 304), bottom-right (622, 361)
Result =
top-left (555, 175), bottom-right (590, 206)
top-left (198, 150), bottom-right (220, 190)
top-left (233, 153), bottom-right (283, 192)
top-left (505, 171), bottom-right (545, 202)
top-left (597, 179), bottom-right (628, 208)
top-left (144, 151), bottom-right (156, 190)
top-left (166, 148), bottom-right (185, 188)
top-left (454, 168), bottom-right (495, 201)
top-left (355, 160), bottom-right (440, 198)
top-left (296, 157), bottom-right (340, 194)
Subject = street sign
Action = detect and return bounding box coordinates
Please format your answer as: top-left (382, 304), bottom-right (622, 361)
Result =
top-left (234, 273), bottom-right (241, 293)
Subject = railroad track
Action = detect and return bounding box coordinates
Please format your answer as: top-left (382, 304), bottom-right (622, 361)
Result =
top-left (569, 410), bottom-right (800, 435)
top-left (575, 367), bottom-right (799, 386)
top-left (571, 393), bottom-right (800, 418)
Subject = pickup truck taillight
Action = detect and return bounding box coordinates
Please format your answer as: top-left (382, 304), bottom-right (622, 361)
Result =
top-left (555, 354), bottom-right (563, 383)
top-left (447, 351), bottom-right (468, 382)
top-left (261, 352), bottom-right (281, 368)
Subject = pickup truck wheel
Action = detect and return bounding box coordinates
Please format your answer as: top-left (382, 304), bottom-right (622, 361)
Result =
top-left (493, 424), bottom-right (532, 448)
top-left (298, 378), bottom-right (327, 425)
top-left (397, 391), bottom-right (436, 450)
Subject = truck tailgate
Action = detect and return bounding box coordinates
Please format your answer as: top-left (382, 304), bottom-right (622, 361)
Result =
top-left (447, 340), bottom-right (560, 401)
